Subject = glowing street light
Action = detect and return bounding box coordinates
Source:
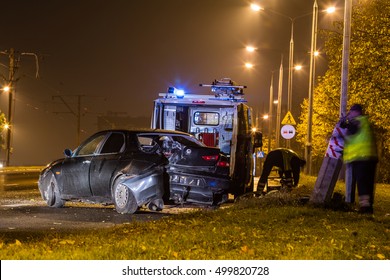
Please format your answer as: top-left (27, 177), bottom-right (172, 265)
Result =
top-left (250, 2), bottom-right (335, 145)
top-left (326, 6), bottom-right (336, 14)
top-left (246, 46), bottom-right (256, 53)
top-left (2, 86), bottom-right (10, 92)
top-left (294, 65), bottom-right (303, 71)
top-left (245, 62), bottom-right (254, 69)
top-left (250, 3), bottom-right (263, 12)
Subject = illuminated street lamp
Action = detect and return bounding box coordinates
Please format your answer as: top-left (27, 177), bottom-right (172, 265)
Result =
top-left (245, 46), bottom-right (283, 149)
top-left (305, 1), bottom-right (336, 174)
top-left (250, 3), bottom-right (306, 116)
top-left (250, 3), bottom-right (263, 12)
top-left (326, 6), bottom-right (336, 14)
top-left (245, 62), bottom-right (254, 69)
top-left (251, 2), bottom-right (335, 150)
top-left (246, 46), bottom-right (256, 53)
top-left (250, 3), bottom-right (313, 149)
top-left (294, 65), bottom-right (303, 71)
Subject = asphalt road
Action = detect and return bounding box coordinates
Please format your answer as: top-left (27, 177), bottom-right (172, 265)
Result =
top-left (0, 168), bottom-right (193, 234)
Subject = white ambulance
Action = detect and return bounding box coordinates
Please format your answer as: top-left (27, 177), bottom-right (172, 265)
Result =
top-left (151, 78), bottom-right (262, 196)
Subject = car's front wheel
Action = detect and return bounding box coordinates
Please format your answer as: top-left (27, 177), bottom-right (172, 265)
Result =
top-left (46, 176), bottom-right (65, 208)
top-left (113, 180), bottom-right (138, 214)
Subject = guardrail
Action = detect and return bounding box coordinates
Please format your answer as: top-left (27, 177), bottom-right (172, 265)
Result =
top-left (0, 166), bottom-right (45, 174)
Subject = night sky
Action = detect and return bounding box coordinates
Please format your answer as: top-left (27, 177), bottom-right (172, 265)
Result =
top-left (0, 0), bottom-right (343, 165)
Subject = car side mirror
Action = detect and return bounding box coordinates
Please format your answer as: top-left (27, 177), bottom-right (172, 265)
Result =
top-left (253, 131), bottom-right (262, 148)
top-left (64, 148), bottom-right (73, 158)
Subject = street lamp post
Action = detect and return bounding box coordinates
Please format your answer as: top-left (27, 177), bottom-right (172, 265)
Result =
top-left (305, 1), bottom-right (336, 174)
top-left (340, 0), bottom-right (352, 117)
top-left (268, 72), bottom-right (274, 152)
top-left (250, 4), bottom-right (315, 149)
top-left (244, 49), bottom-right (279, 152)
top-left (250, 2), bottom-right (335, 171)
top-left (275, 56), bottom-right (283, 148)
top-left (305, 0), bottom-right (318, 175)
top-left (250, 4), bottom-right (295, 109)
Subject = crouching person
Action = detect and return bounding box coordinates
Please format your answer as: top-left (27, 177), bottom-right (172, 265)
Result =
top-left (257, 148), bottom-right (306, 193)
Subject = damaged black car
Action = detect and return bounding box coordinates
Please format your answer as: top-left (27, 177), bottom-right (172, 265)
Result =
top-left (38, 129), bottom-right (231, 214)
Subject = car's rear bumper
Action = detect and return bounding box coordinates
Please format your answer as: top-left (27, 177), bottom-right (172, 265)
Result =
top-left (168, 171), bottom-right (230, 205)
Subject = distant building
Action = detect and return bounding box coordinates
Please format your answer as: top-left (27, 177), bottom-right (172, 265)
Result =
top-left (97, 111), bottom-right (150, 130)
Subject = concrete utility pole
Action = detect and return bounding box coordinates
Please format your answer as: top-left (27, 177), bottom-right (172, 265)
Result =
top-left (5, 48), bottom-right (16, 167)
top-left (1, 48), bottom-right (40, 166)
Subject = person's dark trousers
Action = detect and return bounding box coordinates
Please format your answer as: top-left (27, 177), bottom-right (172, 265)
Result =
top-left (257, 160), bottom-right (274, 188)
top-left (283, 170), bottom-right (293, 187)
top-left (345, 163), bottom-right (356, 203)
top-left (352, 160), bottom-right (377, 207)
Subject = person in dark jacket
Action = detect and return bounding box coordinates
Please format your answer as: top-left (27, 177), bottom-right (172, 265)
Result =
top-left (257, 148), bottom-right (306, 192)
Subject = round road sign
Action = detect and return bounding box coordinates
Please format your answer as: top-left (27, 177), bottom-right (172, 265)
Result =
top-left (281, 124), bottom-right (296, 139)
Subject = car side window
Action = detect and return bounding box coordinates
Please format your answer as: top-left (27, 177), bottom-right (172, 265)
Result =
top-left (77, 134), bottom-right (106, 156)
top-left (100, 133), bottom-right (125, 154)
top-left (137, 136), bottom-right (160, 153)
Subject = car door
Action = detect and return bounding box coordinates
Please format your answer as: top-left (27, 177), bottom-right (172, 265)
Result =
top-left (60, 132), bottom-right (107, 197)
top-left (89, 132), bottom-right (126, 197)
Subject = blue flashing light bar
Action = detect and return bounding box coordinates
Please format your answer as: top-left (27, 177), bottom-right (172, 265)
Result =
top-left (167, 86), bottom-right (185, 98)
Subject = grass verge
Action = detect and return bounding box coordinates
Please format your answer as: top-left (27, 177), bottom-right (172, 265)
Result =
top-left (0, 175), bottom-right (389, 260)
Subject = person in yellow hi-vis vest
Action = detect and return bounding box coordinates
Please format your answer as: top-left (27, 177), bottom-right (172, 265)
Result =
top-left (340, 104), bottom-right (378, 214)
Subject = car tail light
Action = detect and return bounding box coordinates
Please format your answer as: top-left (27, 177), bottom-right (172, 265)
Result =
top-left (217, 160), bottom-right (230, 167)
top-left (202, 155), bottom-right (219, 161)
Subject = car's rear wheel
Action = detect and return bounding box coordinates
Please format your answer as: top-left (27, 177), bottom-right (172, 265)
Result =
top-left (46, 176), bottom-right (65, 208)
top-left (113, 180), bottom-right (138, 214)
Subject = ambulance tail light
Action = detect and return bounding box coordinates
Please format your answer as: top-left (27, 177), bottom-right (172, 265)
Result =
top-left (216, 159), bottom-right (230, 167)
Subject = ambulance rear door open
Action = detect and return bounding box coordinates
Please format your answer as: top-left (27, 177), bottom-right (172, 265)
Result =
top-left (188, 106), bottom-right (237, 177)
top-left (188, 106), bottom-right (233, 147)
